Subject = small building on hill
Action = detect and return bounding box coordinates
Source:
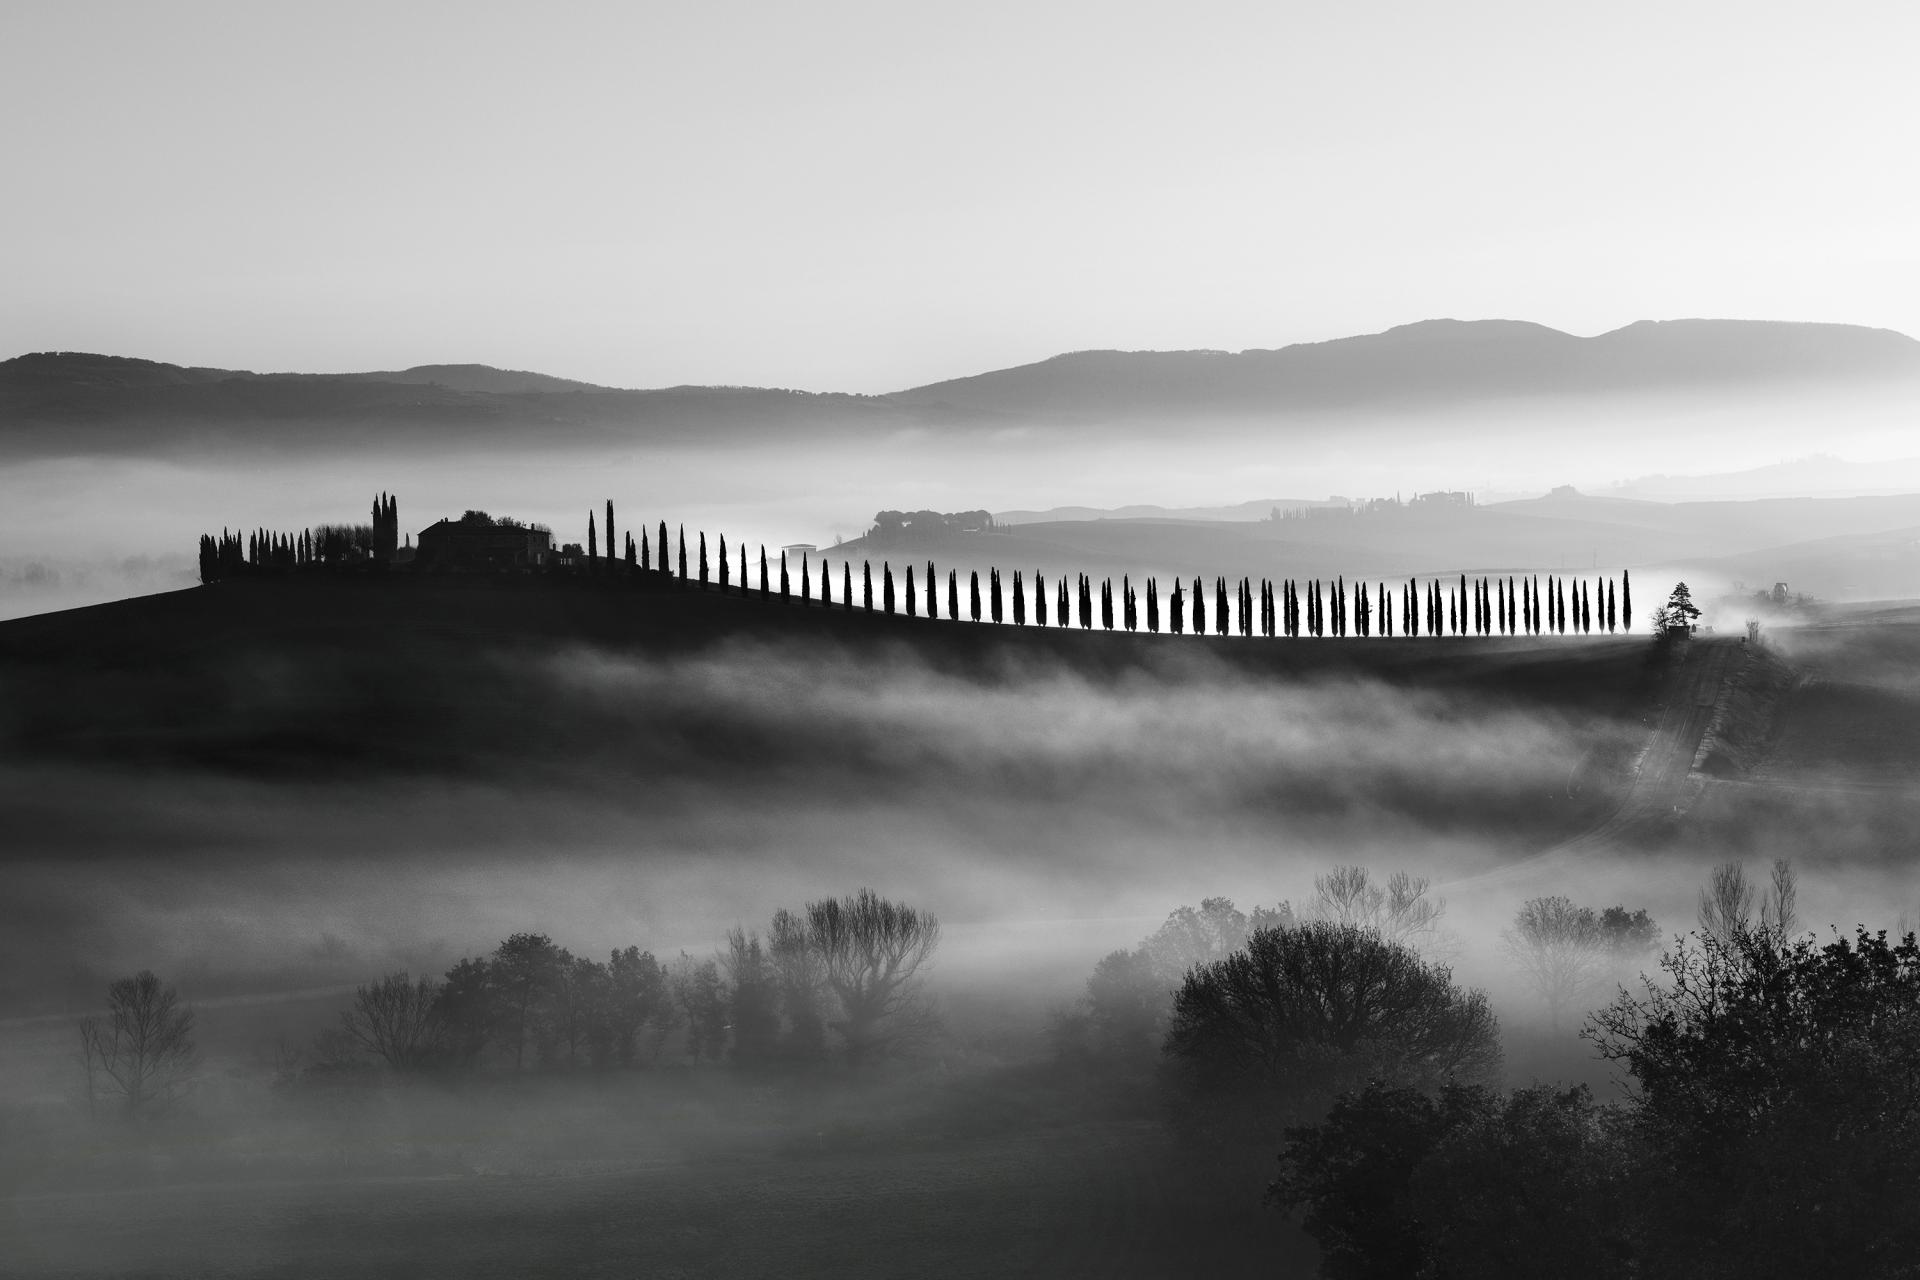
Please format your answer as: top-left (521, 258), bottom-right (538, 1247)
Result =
top-left (415, 511), bottom-right (553, 570)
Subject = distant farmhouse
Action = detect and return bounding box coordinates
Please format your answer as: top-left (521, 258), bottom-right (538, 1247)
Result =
top-left (415, 510), bottom-right (553, 571)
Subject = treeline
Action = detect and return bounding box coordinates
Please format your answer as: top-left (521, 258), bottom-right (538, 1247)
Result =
top-left (197, 492), bottom-right (396, 583)
top-left (197, 497), bottom-right (1642, 639)
top-left (77, 890), bottom-right (940, 1118)
top-left (624, 517), bottom-right (1640, 639)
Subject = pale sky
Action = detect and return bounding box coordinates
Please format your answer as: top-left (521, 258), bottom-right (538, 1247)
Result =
top-left (4, 0), bottom-right (1917, 392)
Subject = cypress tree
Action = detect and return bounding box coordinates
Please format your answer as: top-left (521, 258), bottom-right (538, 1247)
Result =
top-left (698, 533), bottom-right (708, 583)
top-left (605, 501), bottom-right (615, 569)
top-left (863, 561), bottom-right (873, 611)
top-left (1122, 575), bottom-right (1133, 631)
top-left (905, 564), bottom-right (916, 616)
top-left (1013, 571), bottom-right (1025, 625)
top-left (1622, 570), bottom-right (1632, 631)
top-left (678, 526), bottom-right (688, 580)
top-left (822, 559), bottom-right (832, 606)
top-left (802, 554), bottom-right (811, 603)
top-left (884, 562), bottom-right (895, 614)
top-left (658, 521), bottom-right (668, 575)
top-left (1171, 579), bottom-right (1185, 634)
top-left (1102, 578), bottom-right (1113, 631)
top-left (739, 545), bottom-right (748, 592)
top-left (626, 532), bottom-right (636, 567)
top-left (1558, 578), bottom-right (1568, 633)
top-left (1058, 576), bottom-right (1068, 627)
top-left (1146, 577), bottom-right (1158, 633)
top-left (588, 512), bottom-right (597, 566)
top-left (844, 562), bottom-right (853, 612)
top-left (990, 568), bottom-right (1002, 623)
top-left (949, 568), bottom-right (959, 621)
top-left (1036, 573), bottom-right (1048, 627)
top-left (927, 562), bottom-right (937, 619)
top-left (720, 535), bottom-right (731, 590)
top-left (760, 546), bottom-right (770, 599)
top-left (1607, 578), bottom-right (1616, 632)
top-left (1192, 578), bottom-right (1205, 635)
top-left (781, 551), bottom-right (791, 599)
top-left (970, 570), bottom-right (981, 621)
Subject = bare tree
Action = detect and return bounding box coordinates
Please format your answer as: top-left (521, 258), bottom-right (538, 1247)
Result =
top-left (1309, 866), bottom-right (1446, 951)
top-left (1699, 859), bottom-right (1797, 946)
top-left (794, 889), bottom-right (940, 1068)
top-left (337, 972), bottom-right (444, 1071)
top-left (77, 971), bottom-right (199, 1119)
top-left (1502, 897), bottom-right (1606, 1031)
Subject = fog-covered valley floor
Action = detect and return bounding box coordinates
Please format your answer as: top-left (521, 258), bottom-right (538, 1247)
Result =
top-left (4, 578), bottom-right (1920, 1278)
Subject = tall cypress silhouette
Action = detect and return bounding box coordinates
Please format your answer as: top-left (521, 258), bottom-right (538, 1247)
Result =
top-left (990, 568), bottom-right (1002, 623)
top-left (1622, 570), bottom-right (1632, 631)
top-left (588, 512), bottom-right (598, 568)
top-left (781, 551), bottom-right (791, 599)
top-left (656, 521), bottom-right (667, 574)
top-left (1013, 571), bottom-right (1025, 625)
top-left (698, 533), bottom-right (709, 583)
top-left (626, 533), bottom-right (636, 567)
top-left (720, 535), bottom-right (730, 590)
top-left (822, 559), bottom-right (832, 606)
top-left (760, 546), bottom-right (770, 600)
top-left (678, 526), bottom-right (688, 580)
top-left (802, 554), bottom-right (811, 603)
top-left (949, 568), bottom-right (959, 621)
top-left (883, 562), bottom-right (895, 614)
top-left (1035, 572), bottom-right (1048, 627)
top-left (864, 561), bottom-right (873, 611)
top-left (1146, 577), bottom-right (1158, 633)
top-left (606, 501), bottom-right (615, 571)
top-left (844, 562), bottom-right (853, 612)
top-left (905, 564), bottom-right (916, 616)
top-left (1102, 578), bottom-right (1113, 631)
top-left (739, 545), bottom-right (748, 592)
top-left (1214, 578), bottom-right (1227, 636)
top-left (969, 570), bottom-right (981, 622)
top-left (1558, 577), bottom-right (1568, 633)
top-left (1607, 578), bottom-right (1616, 632)
top-left (1058, 575), bottom-right (1068, 626)
top-left (926, 562), bottom-right (937, 619)
top-left (1192, 578), bottom-right (1205, 635)
top-left (1171, 579), bottom-right (1185, 634)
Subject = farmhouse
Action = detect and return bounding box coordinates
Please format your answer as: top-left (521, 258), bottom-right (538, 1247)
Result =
top-left (414, 511), bottom-right (554, 570)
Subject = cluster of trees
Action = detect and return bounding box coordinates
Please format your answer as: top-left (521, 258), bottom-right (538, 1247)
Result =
top-left (80, 890), bottom-right (943, 1111)
top-left (1276, 920), bottom-right (1920, 1276)
top-left (197, 492), bottom-right (399, 583)
top-left (864, 509), bottom-right (999, 542)
top-left (317, 890), bottom-right (940, 1078)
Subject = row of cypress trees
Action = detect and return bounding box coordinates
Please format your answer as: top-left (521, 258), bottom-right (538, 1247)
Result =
top-left (622, 518), bottom-right (1635, 638)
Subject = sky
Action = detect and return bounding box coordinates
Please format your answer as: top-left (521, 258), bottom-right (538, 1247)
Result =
top-left (4, 1), bottom-right (1919, 393)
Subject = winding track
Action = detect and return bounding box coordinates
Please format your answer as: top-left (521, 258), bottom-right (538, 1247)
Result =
top-left (1444, 636), bottom-right (1748, 894)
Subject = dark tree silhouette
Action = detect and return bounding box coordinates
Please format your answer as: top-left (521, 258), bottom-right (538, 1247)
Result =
top-left (969, 569), bottom-right (981, 621)
top-left (340, 972), bottom-right (445, 1072)
top-left (1192, 577), bottom-right (1205, 635)
top-left (843, 562), bottom-right (853, 612)
top-left (587, 512), bottom-right (598, 566)
top-left (605, 501), bottom-right (614, 570)
top-left (1171, 579), bottom-right (1185, 634)
top-left (1146, 576), bottom-right (1159, 632)
top-left (990, 568), bottom-right (1002, 623)
top-left (905, 563), bottom-right (915, 616)
top-left (785, 889), bottom-right (940, 1069)
top-left (1058, 575), bottom-right (1069, 628)
top-left (801, 554), bottom-right (811, 602)
top-left (658, 521), bottom-right (668, 575)
top-left (1012, 570), bottom-right (1025, 625)
top-left (677, 525), bottom-right (688, 580)
top-left (1035, 572), bottom-right (1048, 627)
top-left (77, 970), bottom-right (199, 1118)
top-left (781, 551), bottom-right (792, 599)
top-left (948, 568), bottom-right (958, 621)
top-left (883, 562), bottom-right (895, 614)
top-left (926, 561), bottom-right (937, 619)
top-left (719, 535), bottom-right (730, 589)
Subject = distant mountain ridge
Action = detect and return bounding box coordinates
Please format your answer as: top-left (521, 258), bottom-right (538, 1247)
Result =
top-left (895, 319), bottom-right (1920, 418)
top-left (6, 317), bottom-right (1919, 456)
